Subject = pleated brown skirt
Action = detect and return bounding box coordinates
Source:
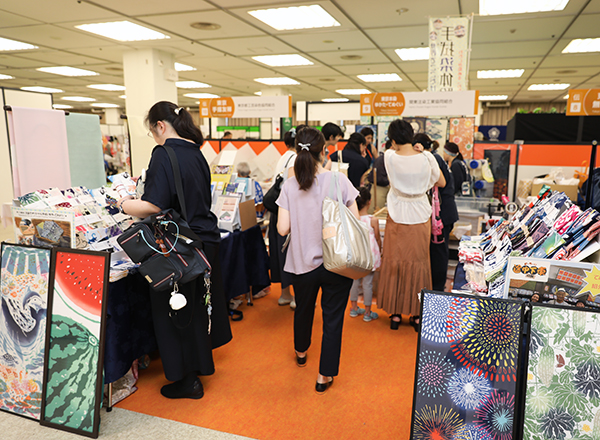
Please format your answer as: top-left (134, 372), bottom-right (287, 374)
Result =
top-left (377, 216), bottom-right (432, 316)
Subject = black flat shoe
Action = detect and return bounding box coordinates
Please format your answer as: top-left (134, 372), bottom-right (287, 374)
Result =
top-left (390, 315), bottom-right (401, 330)
top-left (409, 316), bottom-right (420, 333)
top-left (160, 377), bottom-right (204, 399)
top-left (315, 377), bottom-right (334, 394)
top-left (296, 352), bottom-right (307, 367)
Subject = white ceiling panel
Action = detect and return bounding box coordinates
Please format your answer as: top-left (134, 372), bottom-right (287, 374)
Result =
top-left (471, 41), bottom-right (555, 59)
top-left (202, 35), bottom-right (294, 56)
top-left (15, 51), bottom-right (111, 66)
top-left (0, 11), bottom-right (42, 28)
top-left (367, 26), bottom-right (429, 49)
top-left (316, 49), bottom-right (390, 66)
top-left (0, 25), bottom-right (112, 49)
top-left (473, 16), bottom-right (572, 43)
top-left (543, 54), bottom-right (600, 68)
top-left (278, 30), bottom-right (375, 52)
top-left (91, 0), bottom-right (215, 16)
top-left (0, 1), bottom-right (120, 23)
top-left (560, 13), bottom-right (600, 39)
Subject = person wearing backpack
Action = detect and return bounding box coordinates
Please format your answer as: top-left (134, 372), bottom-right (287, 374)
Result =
top-left (443, 142), bottom-right (469, 196)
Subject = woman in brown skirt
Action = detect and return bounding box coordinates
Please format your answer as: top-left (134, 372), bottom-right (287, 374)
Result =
top-left (378, 119), bottom-right (445, 331)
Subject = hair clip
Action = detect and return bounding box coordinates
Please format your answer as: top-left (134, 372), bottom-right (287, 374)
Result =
top-left (298, 142), bottom-right (310, 151)
top-left (290, 127), bottom-right (296, 137)
top-left (174, 107), bottom-right (183, 115)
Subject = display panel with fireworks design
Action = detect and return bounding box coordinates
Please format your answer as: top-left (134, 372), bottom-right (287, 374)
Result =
top-left (523, 304), bottom-right (600, 440)
top-left (411, 291), bottom-right (525, 440)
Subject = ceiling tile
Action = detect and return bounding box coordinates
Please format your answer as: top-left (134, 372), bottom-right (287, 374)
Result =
top-left (279, 30), bottom-right (375, 52)
top-left (85, 0), bottom-right (214, 16)
top-left (0, 10), bottom-right (43, 28)
top-left (202, 35), bottom-right (293, 56)
top-left (0, 1), bottom-right (120, 23)
top-left (471, 41), bottom-right (554, 59)
top-left (367, 25), bottom-right (429, 49)
top-left (0, 24), bottom-right (115, 49)
top-left (473, 16), bottom-right (572, 43)
top-left (313, 49), bottom-right (389, 66)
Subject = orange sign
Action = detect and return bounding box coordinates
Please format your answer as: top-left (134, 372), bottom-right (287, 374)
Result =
top-left (567, 89), bottom-right (600, 116)
top-left (199, 97), bottom-right (235, 118)
top-left (361, 93), bottom-right (405, 116)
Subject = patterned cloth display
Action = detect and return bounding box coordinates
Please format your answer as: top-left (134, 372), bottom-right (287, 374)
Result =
top-left (449, 117), bottom-right (475, 160)
top-left (524, 305), bottom-right (600, 440)
top-left (412, 291), bottom-right (524, 440)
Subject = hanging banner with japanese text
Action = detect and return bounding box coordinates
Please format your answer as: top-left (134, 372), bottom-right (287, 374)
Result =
top-left (360, 91), bottom-right (478, 117)
top-left (428, 16), bottom-right (471, 92)
top-left (566, 89), bottom-right (600, 116)
top-left (199, 96), bottom-right (292, 119)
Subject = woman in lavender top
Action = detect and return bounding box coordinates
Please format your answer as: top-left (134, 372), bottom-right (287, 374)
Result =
top-left (276, 127), bottom-right (359, 394)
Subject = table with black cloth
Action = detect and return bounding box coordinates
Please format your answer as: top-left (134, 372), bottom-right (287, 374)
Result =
top-left (103, 224), bottom-right (270, 385)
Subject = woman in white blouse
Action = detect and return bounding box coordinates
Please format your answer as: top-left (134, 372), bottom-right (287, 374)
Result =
top-left (378, 119), bottom-right (445, 331)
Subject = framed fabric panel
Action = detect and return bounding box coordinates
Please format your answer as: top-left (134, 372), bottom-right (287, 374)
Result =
top-left (41, 248), bottom-right (109, 438)
top-left (523, 304), bottom-right (600, 440)
top-left (0, 243), bottom-right (51, 419)
top-left (411, 290), bottom-right (526, 440)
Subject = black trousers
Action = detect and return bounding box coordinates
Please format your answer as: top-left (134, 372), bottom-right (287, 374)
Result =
top-left (291, 265), bottom-right (353, 377)
top-left (430, 223), bottom-right (453, 292)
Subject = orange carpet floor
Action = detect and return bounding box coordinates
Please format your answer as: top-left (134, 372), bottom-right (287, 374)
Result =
top-left (116, 285), bottom-right (418, 440)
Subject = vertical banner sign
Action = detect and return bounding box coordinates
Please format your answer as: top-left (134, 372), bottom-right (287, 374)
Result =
top-left (428, 17), bottom-right (471, 92)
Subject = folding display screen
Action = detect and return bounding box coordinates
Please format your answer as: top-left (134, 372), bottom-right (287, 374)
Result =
top-left (523, 304), bottom-right (600, 440)
top-left (0, 243), bottom-right (51, 419)
top-left (41, 248), bottom-right (109, 438)
top-left (411, 291), bottom-right (525, 440)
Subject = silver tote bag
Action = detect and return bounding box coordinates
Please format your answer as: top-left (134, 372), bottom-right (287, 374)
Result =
top-left (322, 172), bottom-right (374, 280)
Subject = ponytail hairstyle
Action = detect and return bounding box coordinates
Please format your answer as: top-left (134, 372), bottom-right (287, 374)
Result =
top-left (388, 119), bottom-right (414, 146)
top-left (356, 186), bottom-right (372, 211)
top-left (344, 132), bottom-right (366, 154)
top-left (146, 101), bottom-right (204, 145)
top-left (294, 126), bottom-right (325, 191)
top-left (283, 124), bottom-right (308, 148)
top-left (444, 141), bottom-right (464, 161)
top-left (413, 132), bottom-right (433, 150)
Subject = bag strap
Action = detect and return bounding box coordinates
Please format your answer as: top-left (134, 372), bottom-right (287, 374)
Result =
top-left (160, 145), bottom-right (189, 222)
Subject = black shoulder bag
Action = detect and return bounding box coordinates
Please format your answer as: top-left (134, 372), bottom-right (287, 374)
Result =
top-left (117, 145), bottom-right (213, 327)
top-left (263, 154), bottom-right (295, 213)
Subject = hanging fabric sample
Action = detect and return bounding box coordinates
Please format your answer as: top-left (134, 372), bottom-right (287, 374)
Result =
top-left (411, 290), bottom-right (525, 440)
top-left (0, 243), bottom-right (51, 419)
top-left (449, 117), bottom-right (475, 160)
top-left (426, 118), bottom-right (449, 143)
top-left (523, 304), bottom-right (600, 440)
top-left (65, 113), bottom-right (106, 189)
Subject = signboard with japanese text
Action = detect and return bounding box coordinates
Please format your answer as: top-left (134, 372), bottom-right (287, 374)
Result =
top-left (199, 95), bottom-right (292, 119)
top-left (428, 16), bottom-right (471, 92)
top-left (566, 88), bottom-right (600, 116)
top-left (360, 91), bottom-right (478, 117)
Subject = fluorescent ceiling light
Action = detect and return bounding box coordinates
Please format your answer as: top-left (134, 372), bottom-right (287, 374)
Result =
top-left (395, 47), bottom-right (430, 61)
top-left (255, 77), bottom-right (300, 85)
top-left (0, 37), bottom-right (38, 51)
top-left (528, 83), bottom-right (570, 91)
top-left (21, 86), bottom-right (64, 93)
top-left (248, 5), bottom-right (340, 31)
top-left (87, 84), bottom-right (126, 91)
top-left (564, 94), bottom-right (569, 99)
top-left (118, 95), bottom-right (126, 99)
top-left (562, 38), bottom-right (600, 53)
top-left (91, 103), bottom-right (120, 108)
top-left (61, 96), bottom-right (96, 102)
top-left (479, 0), bottom-right (569, 15)
top-left (0, 74), bottom-right (15, 80)
top-left (322, 98), bottom-right (349, 102)
top-left (174, 62), bottom-right (196, 71)
top-left (184, 93), bottom-right (219, 99)
top-left (176, 81), bottom-right (211, 88)
top-left (479, 95), bottom-right (509, 100)
top-left (336, 89), bottom-right (371, 95)
top-left (357, 73), bottom-right (402, 82)
top-left (75, 21), bottom-right (169, 42)
top-left (252, 54), bottom-right (313, 67)
top-left (254, 92), bottom-right (262, 96)
top-left (38, 66), bottom-right (99, 76)
top-left (477, 69), bottom-right (524, 79)
top-left (52, 104), bottom-right (73, 109)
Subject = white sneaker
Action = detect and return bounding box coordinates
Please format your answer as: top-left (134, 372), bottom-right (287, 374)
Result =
top-left (290, 299), bottom-right (296, 310)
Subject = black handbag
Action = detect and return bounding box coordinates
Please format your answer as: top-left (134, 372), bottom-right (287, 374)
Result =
top-left (263, 154), bottom-right (295, 213)
top-left (117, 145), bottom-right (211, 292)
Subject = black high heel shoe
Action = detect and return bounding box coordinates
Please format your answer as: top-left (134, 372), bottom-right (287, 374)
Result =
top-left (409, 316), bottom-right (420, 333)
top-left (390, 315), bottom-right (401, 330)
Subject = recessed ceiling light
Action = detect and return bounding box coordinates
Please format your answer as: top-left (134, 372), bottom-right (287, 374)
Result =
top-left (52, 104), bottom-right (73, 109)
top-left (254, 77), bottom-right (300, 85)
top-left (527, 83), bottom-right (570, 90)
top-left (176, 81), bottom-right (211, 88)
top-left (90, 103), bottom-right (120, 108)
top-left (0, 37), bottom-right (38, 51)
top-left (252, 54), bottom-right (313, 67)
top-left (564, 94), bottom-right (569, 99)
top-left (184, 93), bottom-right (219, 99)
top-left (357, 73), bottom-right (402, 82)
top-left (322, 98), bottom-right (350, 102)
top-left (61, 96), bottom-right (96, 102)
top-left (562, 38), bottom-right (600, 54)
top-left (75, 21), bottom-right (170, 42)
top-left (556, 69), bottom-right (578, 74)
top-left (320, 78), bottom-right (335, 82)
top-left (87, 84), bottom-right (126, 91)
top-left (174, 62), bottom-right (196, 72)
top-left (0, 74), bottom-right (15, 80)
top-left (38, 66), bottom-right (99, 76)
top-left (21, 86), bottom-right (64, 93)
top-left (248, 5), bottom-right (340, 31)
top-left (479, 0), bottom-right (569, 15)
top-left (479, 95), bottom-right (509, 100)
top-left (254, 92), bottom-right (262, 96)
top-left (190, 22), bottom-right (221, 30)
top-left (477, 69), bottom-right (524, 79)
top-left (105, 66), bottom-right (123, 72)
top-left (395, 47), bottom-right (430, 61)
top-left (340, 55), bottom-right (362, 61)
top-left (336, 89), bottom-right (371, 95)
top-left (118, 95), bottom-right (126, 99)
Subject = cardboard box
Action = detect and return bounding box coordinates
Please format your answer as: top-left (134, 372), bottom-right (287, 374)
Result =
top-left (530, 183), bottom-right (578, 201)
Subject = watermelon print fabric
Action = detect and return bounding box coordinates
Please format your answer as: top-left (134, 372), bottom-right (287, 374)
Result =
top-left (524, 305), bottom-right (600, 440)
top-left (411, 291), bottom-right (524, 440)
top-left (0, 244), bottom-right (51, 419)
top-left (42, 249), bottom-right (108, 436)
